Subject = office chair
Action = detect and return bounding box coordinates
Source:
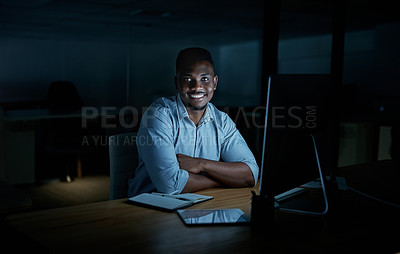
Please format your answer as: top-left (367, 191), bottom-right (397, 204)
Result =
top-left (47, 81), bottom-right (83, 113)
top-left (109, 133), bottom-right (138, 200)
top-left (39, 81), bottom-right (85, 182)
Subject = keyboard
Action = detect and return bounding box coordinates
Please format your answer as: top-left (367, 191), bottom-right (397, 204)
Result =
top-left (274, 187), bottom-right (308, 203)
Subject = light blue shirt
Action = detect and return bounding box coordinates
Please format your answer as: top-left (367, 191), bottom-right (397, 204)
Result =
top-left (128, 94), bottom-right (259, 197)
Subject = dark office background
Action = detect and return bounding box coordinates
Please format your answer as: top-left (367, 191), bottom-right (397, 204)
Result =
top-left (1, 0), bottom-right (399, 184)
top-left (1, 0), bottom-right (399, 108)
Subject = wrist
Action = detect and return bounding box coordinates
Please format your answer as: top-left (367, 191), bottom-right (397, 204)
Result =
top-left (199, 158), bottom-right (208, 173)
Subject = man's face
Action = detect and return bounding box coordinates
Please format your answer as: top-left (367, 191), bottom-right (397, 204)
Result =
top-left (174, 60), bottom-right (218, 111)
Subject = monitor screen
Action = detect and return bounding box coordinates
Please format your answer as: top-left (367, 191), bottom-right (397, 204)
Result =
top-left (259, 74), bottom-right (333, 198)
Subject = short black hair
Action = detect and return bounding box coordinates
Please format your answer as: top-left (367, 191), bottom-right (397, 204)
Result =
top-left (176, 47), bottom-right (215, 74)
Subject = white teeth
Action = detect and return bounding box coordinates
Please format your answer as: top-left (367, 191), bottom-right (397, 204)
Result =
top-left (189, 94), bottom-right (205, 99)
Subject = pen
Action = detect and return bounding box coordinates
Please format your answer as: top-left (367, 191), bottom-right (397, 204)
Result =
top-left (161, 194), bottom-right (191, 201)
top-left (152, 192), bottom-right (192, 201)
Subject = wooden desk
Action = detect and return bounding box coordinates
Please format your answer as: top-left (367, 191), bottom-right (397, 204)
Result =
top-left (6, 187), bottom-right (258, 253)
top-left (5, 165), bottom-right (400, 253)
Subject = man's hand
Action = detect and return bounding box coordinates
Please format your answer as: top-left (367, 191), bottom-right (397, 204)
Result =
top-left (177, 153), bottom-right (254, 188)
top-left (176, 154), bottom-right (204, 174)
top-left (177, 153), bottom-right (255, 188)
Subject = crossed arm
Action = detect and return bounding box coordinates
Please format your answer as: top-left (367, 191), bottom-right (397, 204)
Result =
top-left (178, 154), bottom-right (255, 193)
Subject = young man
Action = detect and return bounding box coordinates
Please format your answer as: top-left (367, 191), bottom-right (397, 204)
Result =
top-left (128, 47), bottom-right (259, 196)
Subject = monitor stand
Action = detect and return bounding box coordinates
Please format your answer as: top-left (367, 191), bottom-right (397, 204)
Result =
top-left (250, 191), bottom-right (276, 230)
top-left (251, 134), bottom-right (330, 227)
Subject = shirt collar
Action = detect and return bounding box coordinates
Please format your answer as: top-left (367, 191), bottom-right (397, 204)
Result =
top-left (176, 94), bottom-right (214, 124)
top-left (176, 94), bottom-right (189, 121)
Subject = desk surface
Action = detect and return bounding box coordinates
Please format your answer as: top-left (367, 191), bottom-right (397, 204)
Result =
top-left (6, 187), bottom-right (258, 253)
top-left (6, 163), bottom-right (400, 253)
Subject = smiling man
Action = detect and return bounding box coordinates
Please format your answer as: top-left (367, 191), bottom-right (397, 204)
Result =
top-left (128, 47), bottom-right (259, 196)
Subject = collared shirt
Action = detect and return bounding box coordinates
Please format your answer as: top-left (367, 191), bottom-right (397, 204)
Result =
top-left (128, 94), bottom-right (259, 197)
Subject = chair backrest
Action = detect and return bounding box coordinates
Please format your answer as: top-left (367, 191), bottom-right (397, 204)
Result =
top-left (47, 81), bottom-right (83, 113)
top-left (109, 133), bottom-right (138, 200)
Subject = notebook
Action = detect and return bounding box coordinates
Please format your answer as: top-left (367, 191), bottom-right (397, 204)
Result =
top-left (128, 192), bottom-right (213, 212)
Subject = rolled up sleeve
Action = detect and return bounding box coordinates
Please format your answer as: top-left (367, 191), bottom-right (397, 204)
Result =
top-left (220, 117), bottom-right (259, 185)
top-left (137, 107), bottom-right (189, 194)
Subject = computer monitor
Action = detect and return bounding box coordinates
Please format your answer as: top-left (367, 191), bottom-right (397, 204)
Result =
top-left (259, 74), bottom-right (333, 201)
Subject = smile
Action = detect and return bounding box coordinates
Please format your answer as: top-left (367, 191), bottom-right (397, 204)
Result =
top-left (188, 93), bottom-right (206, 99)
